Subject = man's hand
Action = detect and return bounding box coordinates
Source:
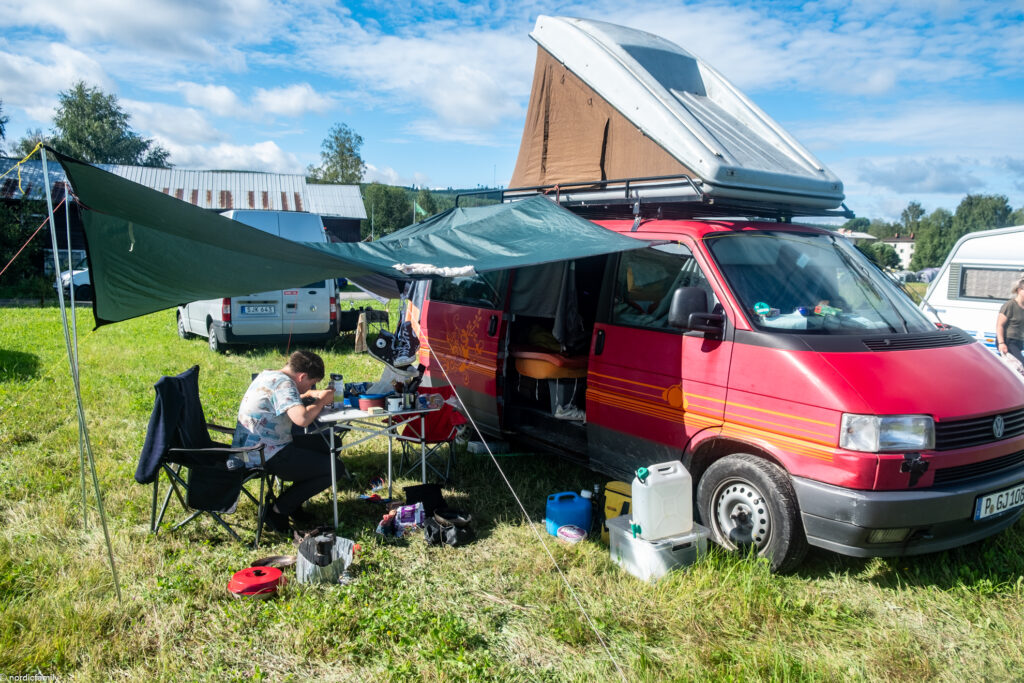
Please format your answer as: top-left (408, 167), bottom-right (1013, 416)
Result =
top-left (288, 388), bottom-right (335, 427)
top-left (304, 388), bottom-right (335, 405)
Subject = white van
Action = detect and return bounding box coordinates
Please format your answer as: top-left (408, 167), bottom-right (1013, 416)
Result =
top-left (177, 210), bottom-right (337, 351)
top-left (920, 225), bottom-right (1024, 354)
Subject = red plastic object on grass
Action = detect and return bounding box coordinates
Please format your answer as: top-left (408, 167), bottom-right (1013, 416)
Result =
top-left (227, 566), bottom-right (285, 599)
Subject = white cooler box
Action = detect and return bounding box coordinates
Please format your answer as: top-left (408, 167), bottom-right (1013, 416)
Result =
top-left (606, 514), bottom-right (708, 581)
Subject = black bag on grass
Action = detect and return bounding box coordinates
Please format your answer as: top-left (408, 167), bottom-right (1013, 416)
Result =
top-left (424, 509), bottom-right (474, 547)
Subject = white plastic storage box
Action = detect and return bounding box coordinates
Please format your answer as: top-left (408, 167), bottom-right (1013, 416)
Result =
top-left (606, 514), bottom-right (708, 581)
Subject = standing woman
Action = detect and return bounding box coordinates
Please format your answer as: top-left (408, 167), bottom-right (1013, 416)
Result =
top-left (996, 277), bottom-right (1024, 365)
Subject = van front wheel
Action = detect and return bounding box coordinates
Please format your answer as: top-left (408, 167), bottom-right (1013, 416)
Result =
top-left (696, 453), bottom-right (808, 573)
top-left (207, 322), bottom-right (222, 353)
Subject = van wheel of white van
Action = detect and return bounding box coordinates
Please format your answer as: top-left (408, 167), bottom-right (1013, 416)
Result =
top-left (697, 454), bottom-right (808, 573)
top-left (177, 313), bottom-right (191, 339)
top-left (207, 322), bottom-right (222, 353)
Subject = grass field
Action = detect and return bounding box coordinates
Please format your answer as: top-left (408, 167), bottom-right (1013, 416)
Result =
top-left (2, 305), bottom-right (1024, 681)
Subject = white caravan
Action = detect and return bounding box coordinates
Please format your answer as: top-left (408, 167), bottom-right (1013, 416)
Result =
top-left (177, 210), bottom-right (337, 351)
top-left (920, 225), bottom-right (1024, 354)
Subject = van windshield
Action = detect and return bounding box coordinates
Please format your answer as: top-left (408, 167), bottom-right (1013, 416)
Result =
top-left (706, 231), bottom-right (935, 334)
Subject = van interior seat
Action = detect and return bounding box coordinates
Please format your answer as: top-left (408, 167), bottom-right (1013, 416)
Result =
top-left (510, 346), bottom-right (588, 379)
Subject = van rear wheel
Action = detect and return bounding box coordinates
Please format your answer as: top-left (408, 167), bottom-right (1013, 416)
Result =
top-left (207, 322), bottom-right (222, 353)
top-left (177, 313), bottom-right (191, 339)
top-left (696, 453), bottom-right (808, 573)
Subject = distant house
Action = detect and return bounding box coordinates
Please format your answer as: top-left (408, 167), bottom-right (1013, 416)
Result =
top-left (0, 158), bottom-right (367, 263)
top-left (878, 234), bottom-right (916, 268)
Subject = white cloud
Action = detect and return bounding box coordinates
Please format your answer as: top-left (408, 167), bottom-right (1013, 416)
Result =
top-left (124, 100), bottom-right (223, 145)
top-left (794, 100), bottom-right (1024, 156)
top-left (363, 163), bottom-right (402, 185)
top-left (0, 42), bottom-right (110, 115)
top-left (856, 157), bottom-right (985, 195)
top-left (252, 83), bottom-right (332, 117)
top-left (283, 12), bottom-right (531, 141)
top-left (161, 140), bottom-right (304, 173)
top-left (0, 0), bottom-right (275, 63)
top-left (176, 82), bottom-right (242, 117)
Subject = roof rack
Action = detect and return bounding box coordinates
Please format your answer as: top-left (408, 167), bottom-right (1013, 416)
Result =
top-left (456, 174), bottom-right (855, 221)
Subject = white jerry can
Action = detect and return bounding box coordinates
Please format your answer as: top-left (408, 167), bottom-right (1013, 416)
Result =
top-left (631, 461), bottom-right (693, 541)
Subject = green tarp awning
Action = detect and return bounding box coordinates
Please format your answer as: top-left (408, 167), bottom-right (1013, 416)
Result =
top-left (55, 150), bottom-right (646, 326)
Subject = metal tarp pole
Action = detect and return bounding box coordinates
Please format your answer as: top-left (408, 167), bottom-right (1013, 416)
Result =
top-left (63, 181), bottom-right (88, 529)
top-left (41, 148), bottom-right (122, 602)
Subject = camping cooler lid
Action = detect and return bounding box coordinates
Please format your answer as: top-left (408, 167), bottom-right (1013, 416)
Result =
top-left (227, 566), bottom-right (285, 597)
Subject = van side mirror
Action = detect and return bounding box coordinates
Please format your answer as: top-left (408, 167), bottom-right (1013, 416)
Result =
top-left (668, 287), bottom-right (725, 334)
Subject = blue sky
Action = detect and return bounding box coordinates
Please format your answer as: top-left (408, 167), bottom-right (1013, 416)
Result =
top-left (1, 0), bottom-right (1022, 222)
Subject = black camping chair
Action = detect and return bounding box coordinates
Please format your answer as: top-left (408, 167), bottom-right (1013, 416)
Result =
top-left (136, 365), bottom-right (272, 548)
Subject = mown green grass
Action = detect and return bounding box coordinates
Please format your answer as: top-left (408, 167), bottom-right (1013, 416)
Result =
top-left (2, 305), bottom-right (1024, 681)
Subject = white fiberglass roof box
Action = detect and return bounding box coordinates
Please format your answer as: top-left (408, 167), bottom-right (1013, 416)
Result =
top-left (510, 16), bottom-right (845, 214)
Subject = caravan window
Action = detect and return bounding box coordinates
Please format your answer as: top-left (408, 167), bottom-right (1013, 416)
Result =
top-left (612, 244), bottom-right (716, 330)
top-left (430, 271), bottom-right (507, 309)
top-left (958, 267), bottom-right (1024, 301)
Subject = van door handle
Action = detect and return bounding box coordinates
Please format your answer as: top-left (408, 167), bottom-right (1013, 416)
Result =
top-left (595, 329), bottom-right (605, 355)
top-left (488, 315), bottom-right (498, 336)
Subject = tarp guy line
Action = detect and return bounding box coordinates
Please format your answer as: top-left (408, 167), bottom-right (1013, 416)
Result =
top-left (41, 148), bottom-right (122, 602)
top-left (428, 349), bottom-right (628, 682)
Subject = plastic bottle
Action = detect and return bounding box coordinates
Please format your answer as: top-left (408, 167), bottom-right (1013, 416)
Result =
top-left (631, 461), bottom-right (693, 540)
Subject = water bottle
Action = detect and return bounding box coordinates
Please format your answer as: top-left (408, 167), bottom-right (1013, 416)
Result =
top-left (330, 373), bottom-right (343, 394)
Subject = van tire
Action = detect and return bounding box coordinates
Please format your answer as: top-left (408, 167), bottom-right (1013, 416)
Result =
top-left (177, 313), bottom-right (191, 339)
top-left (75, 284), bottom-right (93, 301)
top-left (696, 453), bottom-right (808, 573)
top-left (208, 322), bottom-right (222, 353)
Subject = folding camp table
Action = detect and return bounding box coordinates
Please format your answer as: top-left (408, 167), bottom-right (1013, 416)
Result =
top-left (314, 405), bottom-right (439, 529)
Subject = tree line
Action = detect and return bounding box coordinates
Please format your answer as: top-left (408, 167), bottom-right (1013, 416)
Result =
top-left (845, 196), bottom-right (1024, 271)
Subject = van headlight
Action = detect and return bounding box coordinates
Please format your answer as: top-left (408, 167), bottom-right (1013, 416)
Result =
top-left (839, 414), bottom-right (935, 452)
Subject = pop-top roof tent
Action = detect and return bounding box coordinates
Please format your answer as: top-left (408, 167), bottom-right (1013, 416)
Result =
top-left (507, 16), bottom-right (848, 219)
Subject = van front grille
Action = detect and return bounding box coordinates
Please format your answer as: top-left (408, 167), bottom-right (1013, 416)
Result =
top-left (934, 408), bottom-right (1024, 451)
top-left (932, 450), bottom-right (1024, 485)
top-left (862, 329), bottom-right (973, 351)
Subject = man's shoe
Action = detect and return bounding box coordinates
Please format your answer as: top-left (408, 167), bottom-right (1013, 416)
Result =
top-left (264, 506), bottom-right (291, 533)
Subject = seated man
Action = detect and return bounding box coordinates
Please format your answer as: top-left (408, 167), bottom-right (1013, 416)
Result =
top-left (233, 350), bottom-right (343, 532)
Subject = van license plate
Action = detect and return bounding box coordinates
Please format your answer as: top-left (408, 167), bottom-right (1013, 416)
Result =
top-left (974, 481), bottom-right (1024, 520)
top-left (241, 305), bottom-right (275, 315)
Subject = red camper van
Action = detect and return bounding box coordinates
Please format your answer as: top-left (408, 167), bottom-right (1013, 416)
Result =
top-left (410, 192), bottom-right (1024, 572)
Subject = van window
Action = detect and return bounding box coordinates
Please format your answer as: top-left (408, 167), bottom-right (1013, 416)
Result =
top-left (612, 244), bottom-right (716, 330)
top-left (430, 271), bottom-right (507, 308)
top-left (958, 267), bottom-right (1024, 300)
top-left (708, 231), bottom-right (934, 334)
top-left (300, 281), bottom-right (327, 289)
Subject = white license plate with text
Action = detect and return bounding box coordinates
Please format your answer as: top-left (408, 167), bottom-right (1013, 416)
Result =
top-left (241, 305), bottom-right (275, 315)
top-left (974, 481), bottom-right (1024, 520)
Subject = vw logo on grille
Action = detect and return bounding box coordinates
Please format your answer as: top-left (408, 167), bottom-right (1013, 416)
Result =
top-left (993, 415), bottom-right (1005, 439)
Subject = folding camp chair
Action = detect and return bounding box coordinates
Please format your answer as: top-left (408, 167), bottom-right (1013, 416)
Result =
top-left (398, 386), bottom-right (468, 483)
top-left (136, 365), bottom-right (273, 548)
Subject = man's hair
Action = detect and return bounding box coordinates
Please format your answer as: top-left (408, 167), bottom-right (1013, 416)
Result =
top-left (287, 350), bottom-right (325, 380)
top-left (1014, 277), bottom-right (1024, 295)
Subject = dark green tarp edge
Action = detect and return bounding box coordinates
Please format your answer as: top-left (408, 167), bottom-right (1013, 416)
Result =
top-left (54, 150), bottom-right (647, 327)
